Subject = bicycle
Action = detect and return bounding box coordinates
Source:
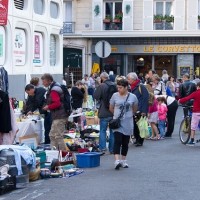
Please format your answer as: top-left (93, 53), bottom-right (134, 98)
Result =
top-left (179, 105), bottom-right (200, 144)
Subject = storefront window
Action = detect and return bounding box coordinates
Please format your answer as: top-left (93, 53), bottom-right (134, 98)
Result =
top-left (0, 26), bottom-right (5, 66)
top-left (49, 34), bottom-right (56, 66)
top-left (13, 28), bottom-right (26, 66)
top-left (34, 0), bottom-right (44, 15)
top-left (50, 1), bottom-right (59, 19)
top-left (33, 32), bottom-right (43, 66)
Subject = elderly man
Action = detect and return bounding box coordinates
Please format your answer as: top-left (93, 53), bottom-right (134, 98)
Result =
top-left (127, 72), bottom-right (149, 146)
top-left (41, 73), bottom-right (68, 150)
top-left (94, 72), bottom-right (117, 154)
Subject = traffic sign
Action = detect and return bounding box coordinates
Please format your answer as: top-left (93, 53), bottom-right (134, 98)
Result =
top-left (95, 40), bottom-right (111, 58)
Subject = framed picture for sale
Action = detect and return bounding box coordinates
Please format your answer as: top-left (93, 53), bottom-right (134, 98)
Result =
top-left (19, 134), bottom-right (38, 150)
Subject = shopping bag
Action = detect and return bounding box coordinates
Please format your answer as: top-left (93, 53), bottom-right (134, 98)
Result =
top-left (137, 116), bottom-right (149, 138)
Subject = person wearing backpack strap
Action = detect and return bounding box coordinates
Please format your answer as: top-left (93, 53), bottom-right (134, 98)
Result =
top-left (94, 72), bottom-right (117, 154)
top-left (127, 72), bottom-right (149, 147)
top-left (152, 74), bottom-right (166, 95)
top-left (41, 73), bottom-right (68, 151)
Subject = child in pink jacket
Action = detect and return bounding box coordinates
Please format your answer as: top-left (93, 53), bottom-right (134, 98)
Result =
top-left (157, 96), bottom-right (168, 139)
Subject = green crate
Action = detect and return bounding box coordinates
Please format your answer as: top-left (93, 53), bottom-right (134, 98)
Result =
top-left (36, 151), bottom-right (46, 168)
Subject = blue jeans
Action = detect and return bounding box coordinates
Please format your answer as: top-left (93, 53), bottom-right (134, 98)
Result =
top-left (158, 120), bottom-right (166, 137)
top-left (99, 117), bottom-right (114, 153)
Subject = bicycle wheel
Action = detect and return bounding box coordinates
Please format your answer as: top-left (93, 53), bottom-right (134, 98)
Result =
top-left (179, 117), bottom-right (191, 144)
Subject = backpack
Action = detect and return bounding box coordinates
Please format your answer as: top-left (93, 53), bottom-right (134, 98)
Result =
top-left (138, 84), bottom-right (155, 106)
top-left (60, 85), bottom-right (72, 115)
top-left (103, 82), bottom-right (118, 108)
top-left (50, 82), bottom-right (72, 115)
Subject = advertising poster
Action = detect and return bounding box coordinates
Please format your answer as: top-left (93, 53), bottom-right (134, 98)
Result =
top-left (0, 0), bottom-right (9, 25)
top-left (13, 29), bottom-right (26, 66)
top-left (0, 26), bottom-right (5, 65)
top-left (0, 34), bottom-right (3, 57)
top-left (33, 32), bottom-right (43, 66)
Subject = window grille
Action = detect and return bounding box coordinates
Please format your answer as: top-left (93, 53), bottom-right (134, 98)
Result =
top-left (14, 0), bottom-right (24, 10)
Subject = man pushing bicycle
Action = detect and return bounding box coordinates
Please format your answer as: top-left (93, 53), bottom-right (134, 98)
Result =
top-left (179, 82), bottom-right (200, 145)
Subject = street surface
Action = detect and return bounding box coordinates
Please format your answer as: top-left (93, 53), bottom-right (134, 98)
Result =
top-left (2, 107), bottom-right (200, 200)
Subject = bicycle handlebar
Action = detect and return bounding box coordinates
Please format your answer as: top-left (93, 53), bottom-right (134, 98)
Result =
top-left (178, 104), bottom-right (193, 109)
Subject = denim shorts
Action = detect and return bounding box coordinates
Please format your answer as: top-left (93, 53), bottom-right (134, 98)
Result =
top-left (191, 113), bottom-right (200, 130)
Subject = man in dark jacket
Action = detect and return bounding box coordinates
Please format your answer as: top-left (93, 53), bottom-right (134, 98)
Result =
top-left (24, 84), bottom-right (52, 144)
top-left (179, 73), bottom-right (196, 117)
top-left (71, 80), bottom-right (84, 110)
top-left (24, 84), bottom-right (46, 115)
top-left (127, 72), bottom-right (149, 146)
top-left (94, 72), bottom-right (115, 154)
top-left (42, 73), bottom-right (68, 150)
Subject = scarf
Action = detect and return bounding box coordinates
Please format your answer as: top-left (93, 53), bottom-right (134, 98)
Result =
top-left (130, 79), bottom-right (140, 91)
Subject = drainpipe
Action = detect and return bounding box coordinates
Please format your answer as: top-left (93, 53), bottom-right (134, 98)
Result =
top-left (185, 0), bottom-right (187, 30)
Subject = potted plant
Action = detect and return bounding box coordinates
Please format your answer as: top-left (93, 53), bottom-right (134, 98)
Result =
top-left (113, 12), bottom-right (123, 23)
top-left (164, 15), bottom-right (174, 23)
top-left (94, 5), bottom-right (100, 16)
top-left (154, 14), bottom-right (163, 23)
top-left (103, 15), bottom-right (112, 23)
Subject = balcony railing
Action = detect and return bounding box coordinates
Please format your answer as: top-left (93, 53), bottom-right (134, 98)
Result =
top-left (103, 21), bottom-right (122, 30)
top-left (60, 22), bottom-right (75, 35)
top-left (154, 21), bottom-right (174, 30)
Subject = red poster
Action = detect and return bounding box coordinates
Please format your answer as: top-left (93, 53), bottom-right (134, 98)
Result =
top-left (0, 0), bottom-right (9, 25)
top-left (34, 35), bottom-right (40, 59)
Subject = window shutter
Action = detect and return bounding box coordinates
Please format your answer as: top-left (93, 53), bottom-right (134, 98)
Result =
top-left (187, 0), bottom-right (198, 30)
top-left (92, 0), bottom-right (103, 30)
top-left (143, 0), bottom-right (153, 30)
top-left (123, 0), bottom-right (133, 30)
top-left (174, 0), bottom-right (185, 30)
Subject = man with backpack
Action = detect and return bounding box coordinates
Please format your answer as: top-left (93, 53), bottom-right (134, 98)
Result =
top-left (41, 73), bottom-right (68, 151)
top-left (94, 72), bottom-right (117, 154)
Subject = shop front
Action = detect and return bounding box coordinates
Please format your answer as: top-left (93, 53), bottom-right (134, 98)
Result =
top-left (92, 41), bottom-right (200, 78)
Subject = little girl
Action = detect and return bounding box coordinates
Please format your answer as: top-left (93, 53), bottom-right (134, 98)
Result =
top-left (148, 96), bottom-right (160, 140)
top-left (157, 97), bottom-right (168, 139)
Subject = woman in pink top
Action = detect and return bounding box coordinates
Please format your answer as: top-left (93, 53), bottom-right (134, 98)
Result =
top-left (148, 97), bottom-right (159, 140)
top-left (157, 97), bottom-right (168, 139)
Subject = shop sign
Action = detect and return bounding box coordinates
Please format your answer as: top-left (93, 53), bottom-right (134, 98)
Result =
top-left (143, 45), bottom-right (200, 53)
top-left (33, 32), bottom-right (43, 66)
top-left (0, 0), bottom-right (9, 25)
top-left (0, 26), bottom-right (5, 65)
top-left (106, 45), bottom-right (200, 54)
top-left (13, 29), bottom-right (26, 66)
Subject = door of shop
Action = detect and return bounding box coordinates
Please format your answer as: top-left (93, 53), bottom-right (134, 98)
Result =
top-left (128, 55), bottom-right (176, 77)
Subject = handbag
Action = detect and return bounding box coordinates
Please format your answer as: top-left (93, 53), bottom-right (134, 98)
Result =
top-left (109, 93), bottom-right (130, 129)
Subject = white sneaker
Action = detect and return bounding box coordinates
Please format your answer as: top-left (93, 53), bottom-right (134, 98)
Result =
top-left (121, 160), bottom-right (129, 168)
top-left (114, 160), bottom-right (121, 170)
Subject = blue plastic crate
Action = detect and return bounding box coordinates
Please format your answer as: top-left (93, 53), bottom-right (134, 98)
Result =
top-left (76, 152), bottom-right (101, 168)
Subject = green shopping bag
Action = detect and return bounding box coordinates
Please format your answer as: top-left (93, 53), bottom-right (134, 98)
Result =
top-left (137, 116), bottom-right (149, 138)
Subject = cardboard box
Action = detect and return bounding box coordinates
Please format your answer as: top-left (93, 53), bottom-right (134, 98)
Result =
top-left (86, 116), bottom-right (99, 125)
top-left (19, 134), bottom-right (38, 149)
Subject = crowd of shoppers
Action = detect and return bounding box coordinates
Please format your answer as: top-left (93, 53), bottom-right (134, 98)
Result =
top-left (21, 67), bottom-right (200, 170)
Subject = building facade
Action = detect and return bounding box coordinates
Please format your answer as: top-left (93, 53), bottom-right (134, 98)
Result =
top-left (0, 0), bottom-right (63, 99)
top-left (63, 0), bottom-right (200, 81)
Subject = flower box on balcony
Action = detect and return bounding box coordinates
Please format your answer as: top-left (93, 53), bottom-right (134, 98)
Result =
top-left (113, 19), bottom-right (121, 23)
top-left (103, 19), bottom-right (111, 23)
